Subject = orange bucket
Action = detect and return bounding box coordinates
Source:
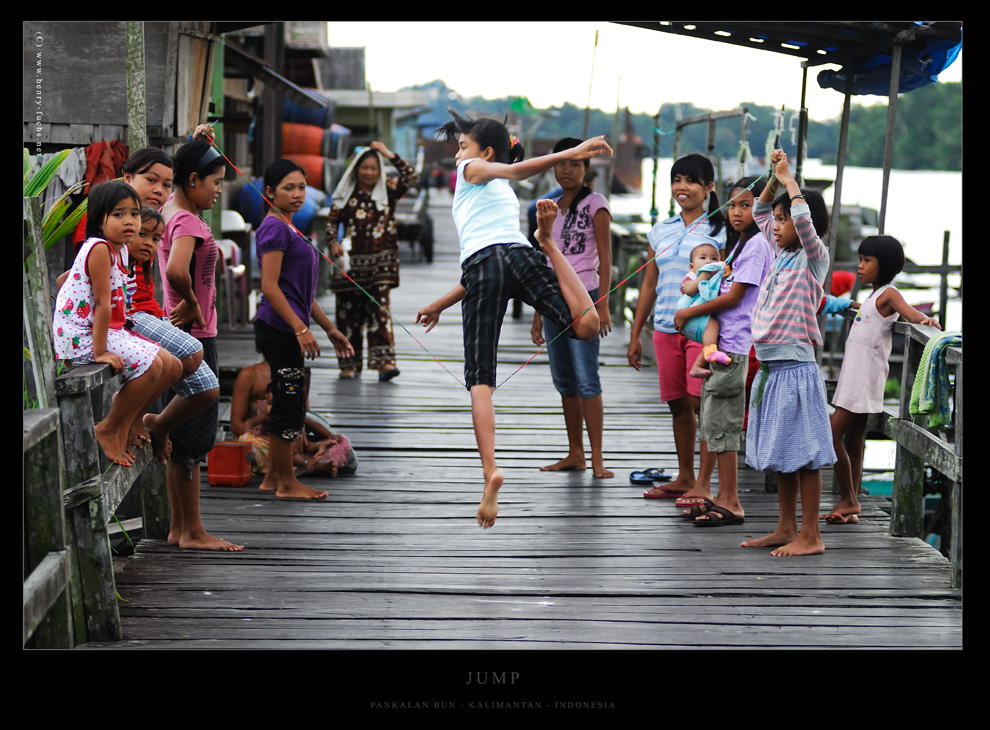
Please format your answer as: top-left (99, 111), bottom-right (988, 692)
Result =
top-left (207, 441), bottom-right (252, 487)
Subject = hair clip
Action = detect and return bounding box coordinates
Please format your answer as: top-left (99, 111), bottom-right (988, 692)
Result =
top-left (509, 135), bottom-right (520, 148)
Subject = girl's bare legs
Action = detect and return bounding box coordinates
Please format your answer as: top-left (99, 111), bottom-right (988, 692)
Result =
top-left (542, 394), bottom-right (613, 478)
top-left (694, 450), bottom-right (744, 521)
top-left (129, 351), bottom-right (182, 463)
top-left (681, 441), bottom-right (715, 509)
top-left (646, 395), bottom-right (698, 496)
top-left (822, 408), bottom-right (866, 523)
top-left (166, 458), bottom-right (244, 551)
top-left (742, 468), bottom-right (824, 555)
top-left (540, 395), bottom-right (586, 472)
top-left (259, 434), bottom-right (328, 499)
top-left (471, 385), bottom-right (503, 528)
top-left (583, 394), bottom-right (613, 478)
top-left (95, 354), bottom-right (168, 467)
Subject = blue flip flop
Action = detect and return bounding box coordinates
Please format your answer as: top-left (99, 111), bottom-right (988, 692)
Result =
top-left (629, 468), bottom-right (672, 485)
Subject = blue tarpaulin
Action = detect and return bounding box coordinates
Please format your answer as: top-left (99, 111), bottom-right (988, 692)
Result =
top-left (817, 36), bottom-right (961, 96)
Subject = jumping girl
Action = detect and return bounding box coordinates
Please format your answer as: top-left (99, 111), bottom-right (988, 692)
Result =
top-left (742, 150), bottom-right (835, 556)
top-left (417, 109), bottom-right (611, 528)
top-left (823, 235), bottom-right (940, 524)
top-left (530, 137), bottom-right (614, 479)
top-left (627, 153), bottom-right (726, 500)
top-left (673, 177), bottom-right (774, 524)
top-left (53, 180), bottom-right (181, 467)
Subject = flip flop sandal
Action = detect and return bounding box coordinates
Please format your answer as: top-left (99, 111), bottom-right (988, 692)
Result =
top-left (629, 467), bottom-right (672, 485)
top-left (693, 504), bottom-right (745, 527)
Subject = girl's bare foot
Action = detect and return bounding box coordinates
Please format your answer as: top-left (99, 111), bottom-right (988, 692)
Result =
top-left (477, 468), bottom-right (503, 528)
top-left (689, 365), bottom-right (712, 379)
top-left (94, 422), bottom-right (134, 467)
top-left (540, 454), bottom-right (586, 472)
top-left (823, 512), bottom-right (859, 525)
top-left (820, 499), bottom-right (861, 523)
top-left (261, 476), bottom-right (328, 499)
top-left (643, 474), bottom-right (694, 497)
top-left (591, 458), bottom-right (614, 479)
top-left (741, 529), bottom-right (797, 549)
top-left (770, 535), bottom-right (825, 557)
top-left (178, 531), bottom-right (245, 551)
top-left (142, 413), bottom-right (172, 464)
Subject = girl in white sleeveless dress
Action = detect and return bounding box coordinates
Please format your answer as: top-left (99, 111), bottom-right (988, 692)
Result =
top-left (825, 236), bottom-right (941, 524)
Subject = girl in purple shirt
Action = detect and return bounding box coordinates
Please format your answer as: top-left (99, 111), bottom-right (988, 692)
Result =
top-left (254, 159), bottom-right (353, 500)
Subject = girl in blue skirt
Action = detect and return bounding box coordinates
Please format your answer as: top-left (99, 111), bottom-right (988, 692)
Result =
top-left (742, 150), bottom-right (836, 556)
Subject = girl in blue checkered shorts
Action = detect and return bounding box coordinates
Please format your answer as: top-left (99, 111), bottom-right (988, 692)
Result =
top-left (417, 109), bottom-right (612, 528)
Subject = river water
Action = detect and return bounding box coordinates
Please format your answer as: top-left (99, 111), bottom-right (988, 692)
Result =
top-left (612, 158), bottom-right (962, 331)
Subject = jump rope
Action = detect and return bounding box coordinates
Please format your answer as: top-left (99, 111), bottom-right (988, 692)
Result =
top-left (203, 135), bottom-right (773, 392)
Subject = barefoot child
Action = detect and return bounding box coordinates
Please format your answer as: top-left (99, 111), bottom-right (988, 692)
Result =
top-left (417, 109), bottom-right (610, 527)
top-left (530, 137), bottom-right (614, 479)
top-left (125, 207), bottom-right (222, 467)
top-left (823, 235), bottom-right (941, 524)
top-left (673, 178), bottom-right (774, 523)
top-left (741, 150), bottom-right (836, 556)
top-left (52, 180), bottom-right (182, 467)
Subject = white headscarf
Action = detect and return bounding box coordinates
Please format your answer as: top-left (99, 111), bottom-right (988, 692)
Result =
top-left (330, 147), bottom-right (388, 211)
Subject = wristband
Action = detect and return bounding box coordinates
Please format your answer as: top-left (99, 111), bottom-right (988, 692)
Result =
top-left (295, 326), bottom-right (309, 336)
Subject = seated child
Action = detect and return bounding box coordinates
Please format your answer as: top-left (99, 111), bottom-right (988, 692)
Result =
top-left (239, 383), bottom-right (355, 477)
top-left (677, 243), bottom-right (732, 372)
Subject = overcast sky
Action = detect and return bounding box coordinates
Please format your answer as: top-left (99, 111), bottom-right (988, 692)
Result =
top-left (327, 21), bottom-right (962, 123)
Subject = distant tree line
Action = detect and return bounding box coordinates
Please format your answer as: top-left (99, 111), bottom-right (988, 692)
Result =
top-left (420, 80), bottom-right (960, 172)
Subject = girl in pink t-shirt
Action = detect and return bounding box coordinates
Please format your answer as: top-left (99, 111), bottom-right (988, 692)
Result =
top-left (531, 137), bottom-right (614, 479)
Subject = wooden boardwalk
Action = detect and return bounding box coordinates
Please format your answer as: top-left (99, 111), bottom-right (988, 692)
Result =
top-left (85, 189), bottom-right (961, 653)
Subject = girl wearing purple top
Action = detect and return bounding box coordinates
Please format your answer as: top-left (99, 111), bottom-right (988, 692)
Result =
top-left (254, 159), bottom-right (353, 500)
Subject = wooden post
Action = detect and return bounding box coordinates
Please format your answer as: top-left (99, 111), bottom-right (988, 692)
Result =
top-left (950, 358), bottom-right (962, 588)
top-left (878, 40), bottom-right (904, 234)
top-left (938, 231), bottom-right (950, 330)
top-left (890, 330), bottom-right (925, 537)
top-left (125, 21), bottom-right (148, 151)
top-left (23, 198), bottom-right (58, 410)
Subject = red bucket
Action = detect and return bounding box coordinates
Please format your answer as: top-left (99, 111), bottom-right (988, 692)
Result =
top-left (207, 441), bottom-right (252, 487)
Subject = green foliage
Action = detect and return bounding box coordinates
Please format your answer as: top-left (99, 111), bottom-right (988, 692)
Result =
top-left (24, 147), bottom-right (88, 251)
top-left (434, 81), bottom-right (962, 172)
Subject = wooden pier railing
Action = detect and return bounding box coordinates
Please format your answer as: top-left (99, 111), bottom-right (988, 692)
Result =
top-left (867, 322), bottom-right (962, 588)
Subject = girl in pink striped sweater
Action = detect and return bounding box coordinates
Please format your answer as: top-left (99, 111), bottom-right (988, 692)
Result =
top-left (742, 150), bottom-right (836, 556)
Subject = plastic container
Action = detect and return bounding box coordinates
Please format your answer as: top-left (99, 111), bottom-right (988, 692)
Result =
top-left (207, 441), bottom-right (252, 487)
top-left (282, 123), bottom-right (325, 156)
top-left (285, 154), bottom-right (327, 189)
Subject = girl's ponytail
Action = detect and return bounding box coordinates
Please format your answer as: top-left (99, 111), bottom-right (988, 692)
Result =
top-left (507, 134), bottom-right (525, 164)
